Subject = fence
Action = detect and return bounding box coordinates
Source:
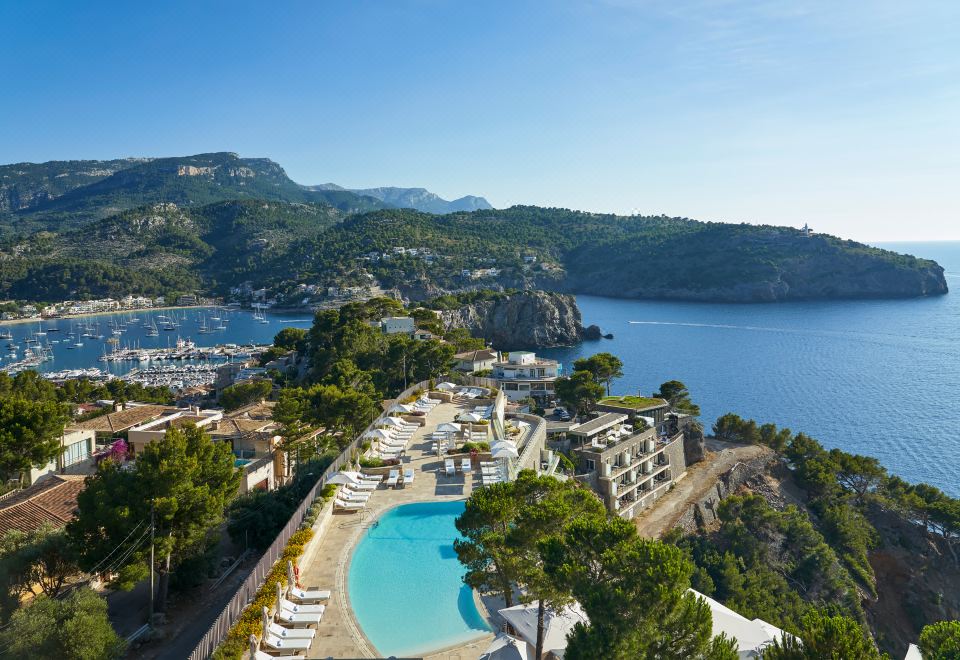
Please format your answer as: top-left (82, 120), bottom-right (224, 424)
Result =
top-left (187, 378), bottom-right (438, 660)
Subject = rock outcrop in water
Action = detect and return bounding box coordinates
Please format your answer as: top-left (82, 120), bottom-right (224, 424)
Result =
top-left (439, 290), bottom-right (583, 348)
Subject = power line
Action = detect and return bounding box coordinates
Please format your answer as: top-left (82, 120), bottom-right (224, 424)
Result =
top-left (84, 519), bottom-right (146, 576)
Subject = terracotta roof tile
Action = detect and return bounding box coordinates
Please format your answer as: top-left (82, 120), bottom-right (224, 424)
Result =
top-left (0, 475), bottom-right (86, 535)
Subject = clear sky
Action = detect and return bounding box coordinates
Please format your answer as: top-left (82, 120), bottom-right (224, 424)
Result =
top-left (1, 1), bottom-right (958, 241)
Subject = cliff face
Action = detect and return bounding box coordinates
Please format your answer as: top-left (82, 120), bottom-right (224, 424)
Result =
top-left (440, 291), bottom-right (583, 348)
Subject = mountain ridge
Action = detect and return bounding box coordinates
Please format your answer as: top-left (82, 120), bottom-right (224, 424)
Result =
top-left (305, 183), bottom-right (492, 214)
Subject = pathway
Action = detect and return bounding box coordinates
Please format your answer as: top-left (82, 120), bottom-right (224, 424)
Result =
top-left (633, 440), bottom-right (771, 538)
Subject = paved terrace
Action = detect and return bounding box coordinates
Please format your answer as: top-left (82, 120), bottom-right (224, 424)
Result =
top-left (298, 400), bottom-right (500, 659)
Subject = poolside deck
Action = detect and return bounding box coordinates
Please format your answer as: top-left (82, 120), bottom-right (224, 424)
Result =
top-left (298, 400), bottom-right (497, 659)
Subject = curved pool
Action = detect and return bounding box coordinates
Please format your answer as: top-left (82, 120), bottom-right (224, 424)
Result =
top-left (348, 500), bottom-right (491, 656)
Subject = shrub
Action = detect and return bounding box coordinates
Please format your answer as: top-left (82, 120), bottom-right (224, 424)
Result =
top-left (359, 456), bottom-right (383, 468)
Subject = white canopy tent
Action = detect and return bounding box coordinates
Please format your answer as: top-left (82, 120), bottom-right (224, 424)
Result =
top-left (436, 381), bottom-right (457, 391)
top-left (363, 428), bottom-right (392, 441)
top-left (479, 632), bottom-right (534, 660)
top-left (388, 403), bottom-right (414, 414)
top-left (436, 422), bottom-right (462, 434)
top-left (459, 412), bottom-right (483, 423)
top-left (499, 602), bottom-right (588, 659)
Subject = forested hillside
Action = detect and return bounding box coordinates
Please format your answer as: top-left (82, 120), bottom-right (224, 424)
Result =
top-left (0, 154), bottom-right (948, 303)
top-left (0, 200), bottom-right (344, 300)
top-left (0, 152), bottom-right (385, 234)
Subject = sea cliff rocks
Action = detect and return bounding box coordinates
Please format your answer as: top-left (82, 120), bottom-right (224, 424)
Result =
top-left (440, 290), bottom-right (584, 348)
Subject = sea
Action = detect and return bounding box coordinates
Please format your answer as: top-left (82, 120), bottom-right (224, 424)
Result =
top-left (1, 307), bottom-right (311, 376)
top-left (540, 241), bottom-right (960, 497)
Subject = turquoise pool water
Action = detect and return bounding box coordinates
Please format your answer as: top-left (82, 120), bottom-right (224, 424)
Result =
top-left (348, 500), bottom-right (491, 656)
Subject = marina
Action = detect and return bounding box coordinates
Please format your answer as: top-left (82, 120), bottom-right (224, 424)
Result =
top-left (0, 306), bottom-right (310, 381)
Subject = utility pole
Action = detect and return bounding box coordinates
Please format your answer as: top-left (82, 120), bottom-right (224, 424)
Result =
top-left (149, 500), bottom-right (155, 623)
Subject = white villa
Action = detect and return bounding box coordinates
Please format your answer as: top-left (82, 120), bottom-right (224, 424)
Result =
top-left (492, 351), bottom-right (560, 402)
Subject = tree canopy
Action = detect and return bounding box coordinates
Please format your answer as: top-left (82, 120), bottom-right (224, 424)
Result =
top-left (68, 425), bottom-right (239, 611)
top-left (572, 353), bottom-right (623, 396)
top-left (0, 587), bottom-right (125, 660)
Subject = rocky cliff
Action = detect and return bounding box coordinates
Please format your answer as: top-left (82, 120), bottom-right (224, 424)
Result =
top-left (440, 291), bottom-right (584, 348)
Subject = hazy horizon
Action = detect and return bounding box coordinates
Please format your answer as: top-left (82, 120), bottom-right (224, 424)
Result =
top-left (2, 1), bottom-right (957, 242)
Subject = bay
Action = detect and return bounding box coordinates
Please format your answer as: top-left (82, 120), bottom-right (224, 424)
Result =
top-left (541, 241), bottom-right (960, 496)
top-left (1, 307), bottom-right (312, 376)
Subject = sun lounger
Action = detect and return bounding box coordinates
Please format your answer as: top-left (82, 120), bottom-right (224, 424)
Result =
top-left (339, 490), bottom-right (371, 502)
top-left (386, 469), bottom-right (400, 487)
top-left (445, 459), bottom-right (456, 476)
top-left (345, 480), bottom-right (377, 491)
top-left (461, 458), bottom-right (472, 473)
top-left (288, 585), bottom-right (331, 602)
top-left (280, 596), bottom-right (326, 614)
top-left (404, 468), bottom-right (415, 485)
top-left (334, 498), bottom-right (364, 512)
top-left (268, 621), bottom-right (316, 639)
top-left (255, 649), bottom-right (294, 660)
top-left (264, 633), bottom-right (312, 652)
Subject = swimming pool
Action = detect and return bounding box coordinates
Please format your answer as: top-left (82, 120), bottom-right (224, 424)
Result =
top-left (348, 500), bottom-right (491, 656)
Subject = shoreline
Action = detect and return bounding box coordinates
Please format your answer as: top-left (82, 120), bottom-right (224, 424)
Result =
top-left (0, 305), bottom-right (205, 328)
top-left (0, 304), bottom-right (318, 328)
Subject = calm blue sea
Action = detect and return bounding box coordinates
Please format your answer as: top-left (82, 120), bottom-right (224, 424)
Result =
top-left (541, 241), bottom-right (960, 496)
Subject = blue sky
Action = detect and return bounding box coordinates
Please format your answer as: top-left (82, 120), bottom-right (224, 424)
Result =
top-left (1, 1), bottom-right (958, 240)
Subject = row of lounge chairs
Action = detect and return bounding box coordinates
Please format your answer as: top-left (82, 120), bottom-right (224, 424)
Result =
top-left (453, 387), bottom-right (488, 401)
top-left (333, 472), bottom-right (382, 512)
top-left (481, 460), bottom-right (505, 487)
top-left (410, 394), bottom-right (441, 414)
top-left (254, 570), bottom-right (332, 657)
top-left (372, 423), bottom-right (416, 459)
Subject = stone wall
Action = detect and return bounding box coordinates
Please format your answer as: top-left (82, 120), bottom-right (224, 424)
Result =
top-left (664, 434), bottom-right (687, 479)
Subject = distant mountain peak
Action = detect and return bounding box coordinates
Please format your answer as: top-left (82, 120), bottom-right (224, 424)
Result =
top-left (304, 183), bottom-right (492, 214)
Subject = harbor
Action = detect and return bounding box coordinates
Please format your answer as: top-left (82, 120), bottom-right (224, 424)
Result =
top-left (0, 306), bottom-right (310, 383)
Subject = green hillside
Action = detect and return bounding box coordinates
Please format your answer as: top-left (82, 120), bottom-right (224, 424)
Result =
top-left (0, 200), bottom-right (345, 300)
top-left (0, 155), bottom-right (948, 303)
top-left (296, 207), bottom-right (948, 301)
top-left (2, 153), bottom-right (386, 234)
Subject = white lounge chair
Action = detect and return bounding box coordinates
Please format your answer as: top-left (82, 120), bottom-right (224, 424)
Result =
top-left (344, 481), bottom-right (377, 492)
top-left (385, 469), bottom-right (400, 487)
top-left (461, 458), bottom-right (472, 473)
top-left (268, 621), bottom-right (316, 639)
top-left (445, 459), bottom-right (456, 476)
top-left (280, 597), bottom-right (326, 615)
top-left (338, 490), bottom-right (371, 502)
top-left (251, 634), bottom-right (299, 659)
top-left (264, 633), bottom-right (312, 652)
top-left (404, 468), bottom-right (415, 485)
top-left (334, 498), bottom-right (364, 512)
top-left (288, 585), bottom-right (331, 602)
